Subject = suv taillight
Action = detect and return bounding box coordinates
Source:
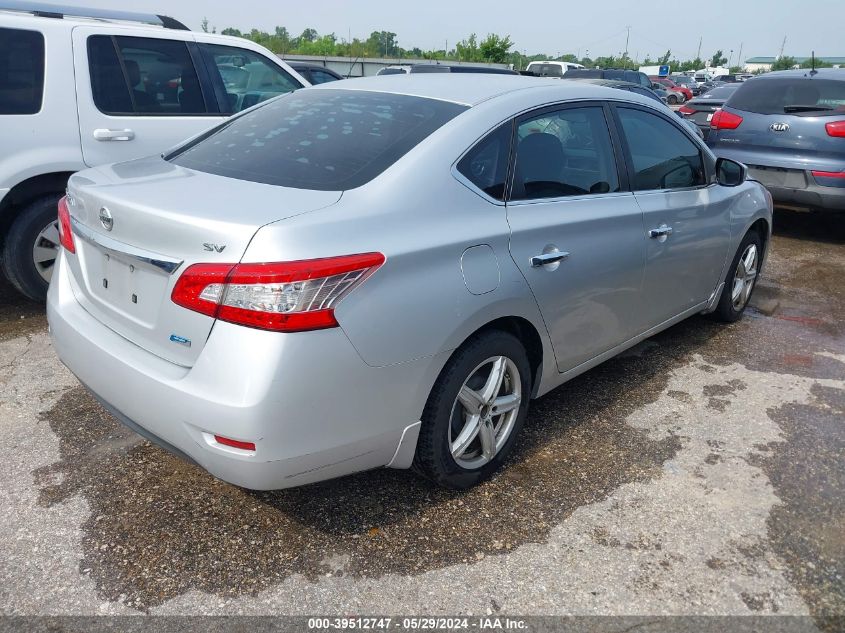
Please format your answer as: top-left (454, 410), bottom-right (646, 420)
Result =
top-left (678, 105), bottom-right (695, 115)
top-left (710, 110), bottom-right (743, 130)
top-left (826, 121), bottom-right (845, 137)
top-left (171, 253), bottom-right (385, 332)
top-left (57, 196), bottom-right (75, 254)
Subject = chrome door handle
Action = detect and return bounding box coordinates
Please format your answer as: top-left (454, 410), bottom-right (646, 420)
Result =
top-left (530, 252), bottom-right (570, 267)
top-left (649, 225), bottom-right (674, 238)
top-left (93, 128), bottom-right (135, 141)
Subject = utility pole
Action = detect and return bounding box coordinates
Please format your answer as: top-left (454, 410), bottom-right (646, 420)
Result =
top-left (779, 36), bottom-right (787, 59)
top-left (696, 36), bottom-right (702, 61)
top-left (624, 25), bottom-right (631, 58)
top-left (737, 42), bottom-right (743, 70)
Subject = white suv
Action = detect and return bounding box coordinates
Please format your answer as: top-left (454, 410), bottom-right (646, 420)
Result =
top-left (0, 2), bottom-right (309, 300)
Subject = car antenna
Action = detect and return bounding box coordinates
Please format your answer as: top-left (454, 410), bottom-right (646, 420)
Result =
top-left (810, 51), bottom-right (818, 77)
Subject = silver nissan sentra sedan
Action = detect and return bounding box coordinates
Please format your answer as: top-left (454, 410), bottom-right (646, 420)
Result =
top-left (47, 75), bottom-right (772, 490)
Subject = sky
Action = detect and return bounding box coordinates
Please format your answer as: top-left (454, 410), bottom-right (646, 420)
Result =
top-left (54, 0), bottom-right (845, 61)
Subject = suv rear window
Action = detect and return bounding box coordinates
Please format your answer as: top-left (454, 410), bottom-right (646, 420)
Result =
top-left (727, 78), bottom-right (845, 116)
top-left (169, 89), bottom-right (466, 190)
top-left (0, 28), bottom-right (45, 115)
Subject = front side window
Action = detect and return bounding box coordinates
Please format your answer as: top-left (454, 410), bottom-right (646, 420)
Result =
top-left (201, 44), bottom-right (302, 113)
top-left (88, 35), bottom-right (209, 115)
top-left (0, 28), bottom-right (45, 115)
top-left (511, 106), bottom-right (620, 200)
top-left (309, 69), bottom-right (340, 84)
top-left (617, 107), bottom-right (705, 191)
top-left (169, 89), bottom-right (466, 191)
top-left (456, 123), bottom-right (512, 200)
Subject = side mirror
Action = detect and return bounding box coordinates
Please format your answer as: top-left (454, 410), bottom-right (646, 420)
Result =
top-left (716, 157), bottom-right (747, 187)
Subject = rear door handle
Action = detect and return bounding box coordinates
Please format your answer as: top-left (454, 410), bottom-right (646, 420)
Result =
top-left (649, 225), bottom-right (674, 238)
top-left (93, 128), bottom-right (135, 142)
top-left (530, 252), bottom-right (570, 267)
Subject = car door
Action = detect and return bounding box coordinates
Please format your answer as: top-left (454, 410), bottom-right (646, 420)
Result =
top-left (505, 102), bottom-right (646, 373)
top-left (72, 27), bottom-right (225, 167)
top-left (613, 105), bottom-right (733, 326)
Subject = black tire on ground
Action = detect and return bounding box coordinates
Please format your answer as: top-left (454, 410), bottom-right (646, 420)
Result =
top-left (413, 329), bottom-right (532, 489)
top-left (668, 94), bottom-right (679, 105)
top-left (710, 230), bottom-right (763, 323)
top-left (1, 194), bottom-right (63, 302)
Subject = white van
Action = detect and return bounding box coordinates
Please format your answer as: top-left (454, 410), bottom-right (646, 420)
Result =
top-left (525, 61), bottom-right (584, 77)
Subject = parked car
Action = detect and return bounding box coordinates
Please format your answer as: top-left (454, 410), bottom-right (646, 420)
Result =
top-left (669, 74), bottom-right (702, 96)
top-left (48, 75), bottom-right (772, 490)
top-left (525, 61), bottom-right (585, 77)
top-left (564, 68), bottom-right (654, 91)
top-left (0, 3), bottom-right (309, 301)
top-left (708, 69), bottom-right (845, 212)
top-left (286, 62), bottom-right (344, 84)
top-left (377, 64), bottom-right (517, 76)
top-left (650, 77), bottom-right (693, 101)
top-left (677, 84), bottom-right (741, 139)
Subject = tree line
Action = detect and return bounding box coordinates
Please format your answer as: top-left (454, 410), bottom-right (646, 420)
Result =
top-left (201, 20), bottom-right (830, 73)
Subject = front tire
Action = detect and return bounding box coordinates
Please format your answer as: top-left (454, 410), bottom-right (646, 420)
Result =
top-left (711, 230), bottom-right (762, 323)
top-left (2, 194), bottom-right (63, 302)
top-left (413, 330), bottom-right (532, 489)
top-left (667, 94), bottom-right (679, 105)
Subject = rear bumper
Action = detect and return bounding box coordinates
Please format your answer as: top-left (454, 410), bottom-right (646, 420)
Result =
top-left (47, 253), bottom-right (434, 490)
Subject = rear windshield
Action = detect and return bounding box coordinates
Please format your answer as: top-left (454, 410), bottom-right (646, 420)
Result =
top-left (169, 89), bottom-right (466, 190)
top-left (0, 27), bottom-right (45, 115)
top-left (727, 78), bottom-right (845, 116)
top-left (698, 86), bottom-right (738, 100)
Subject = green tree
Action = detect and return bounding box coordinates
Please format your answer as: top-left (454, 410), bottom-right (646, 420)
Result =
top-left (658, 50), bottom-right (672, 65)
top-left (771, 56), bottom-right (797, 71)
top-left (455, 34), bottom-right (480, 62)
top-left (710, 50), bottom-right (728, 67)
top-left (221, 27), bottom-right (242, 37)
top-left (479, 34), bottom-right (513, 63)
top-left (299, 28), bottom-right (318, 43)
top-left (201, 17), bottom-right (209, 33)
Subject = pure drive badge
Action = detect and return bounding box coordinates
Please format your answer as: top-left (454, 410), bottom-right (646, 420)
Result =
top-left (169, 334), bottom-right (192, 347)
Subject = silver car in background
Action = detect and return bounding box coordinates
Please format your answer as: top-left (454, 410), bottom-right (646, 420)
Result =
top-left (48, 76), bottom-right (772, 490)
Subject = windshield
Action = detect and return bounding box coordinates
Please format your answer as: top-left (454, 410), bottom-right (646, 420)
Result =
top-left (698, 86), bottom-right (739, 100)
top-left (169, 89), bottom-right (466, 190)
top-left (727, 78), bottom-right (845, 115)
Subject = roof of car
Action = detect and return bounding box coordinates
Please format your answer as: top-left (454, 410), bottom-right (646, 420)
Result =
top-left (752, 68), bottom-right (845, 80)
top-left (307, 74), bottom-right (647, 107)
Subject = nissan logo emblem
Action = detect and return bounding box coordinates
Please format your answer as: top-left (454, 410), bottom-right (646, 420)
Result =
top-left (770, 122), bottom-right (790, 133)
top-left (99, 207), bottom-right (114, 231)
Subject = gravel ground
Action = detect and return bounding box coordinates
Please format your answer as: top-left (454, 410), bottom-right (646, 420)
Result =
top-left (0, 210), bottom-right (842, 630)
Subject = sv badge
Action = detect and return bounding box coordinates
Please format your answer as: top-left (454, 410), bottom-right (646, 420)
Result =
top-left (203, 243), bottom-right (227, 253)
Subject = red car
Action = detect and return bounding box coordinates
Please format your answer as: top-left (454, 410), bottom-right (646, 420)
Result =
top-left (649, 77), bottom-right (693, 102)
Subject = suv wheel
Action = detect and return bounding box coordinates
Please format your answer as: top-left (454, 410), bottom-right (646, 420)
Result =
top-left (413, 330), bottom-right (532, 489)
top-left (2, 195), bottom-right (62, 301)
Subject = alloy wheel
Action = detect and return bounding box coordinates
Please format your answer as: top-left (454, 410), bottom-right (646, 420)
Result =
top-left (32, 220), bottom-right (60, 283)
top-left (449, 355), bottom-right (522, 470)
top-left (731, 243), bottom-right (758, 311)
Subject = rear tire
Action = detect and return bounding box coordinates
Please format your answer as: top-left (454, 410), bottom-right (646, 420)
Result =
top-left (1, 195), bottom-right (62, 302)
top-left (413, 330), bottom-right (532, 489)
top-left (711, 230), bottom-right (762, 323)
top-left (667, 94), bottom-right (679, 105)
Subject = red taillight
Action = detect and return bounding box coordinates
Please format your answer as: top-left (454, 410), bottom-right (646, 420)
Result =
top-left (812, 170), bottom-right (845, 179)
top-left (825, 121), bottom-right (845, 137)
top-left (57, 196), bottom-right (76, 254)
top-left (710, 110), bottom-right (743, 130)
top-left (171, 252), bottom-right (385, 332)
top-left (213, 435), bottom-right (255, 451)
top-left (678, 105), bottom-right (695, 115)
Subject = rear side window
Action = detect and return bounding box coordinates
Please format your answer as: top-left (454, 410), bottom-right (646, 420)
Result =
top-left (457, 123), bottom-right (512, 200)
top-left (88, 35), bottom-right (209, 115)
top-left (617, 108), bottom-right (705, 191)
top-left (0, 28), bottom-right (45, 115)
top-left (727, 78), bottom-right (845, 116)
top-left (200, 44), bottom-right (301, 113)
top-left (169, 89), bottom-right (466, 191)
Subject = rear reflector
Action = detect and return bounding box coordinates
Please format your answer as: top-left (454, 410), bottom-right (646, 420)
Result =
top-left (825, 121), bottom-right (845, 137)
top-left (710, 110), bottom-right (743, 130)
top-left (678, 105), bottom-right (695, 115)
top-left (213, 435), bottom-right (256, 451)
top-left (57, 196), bottom-right (75, 254)
top-left (172, 252), bottom-right (385, 332)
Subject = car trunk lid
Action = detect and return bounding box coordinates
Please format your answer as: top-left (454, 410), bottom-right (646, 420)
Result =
top-left (64, 157), bottom-right (341, 366)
